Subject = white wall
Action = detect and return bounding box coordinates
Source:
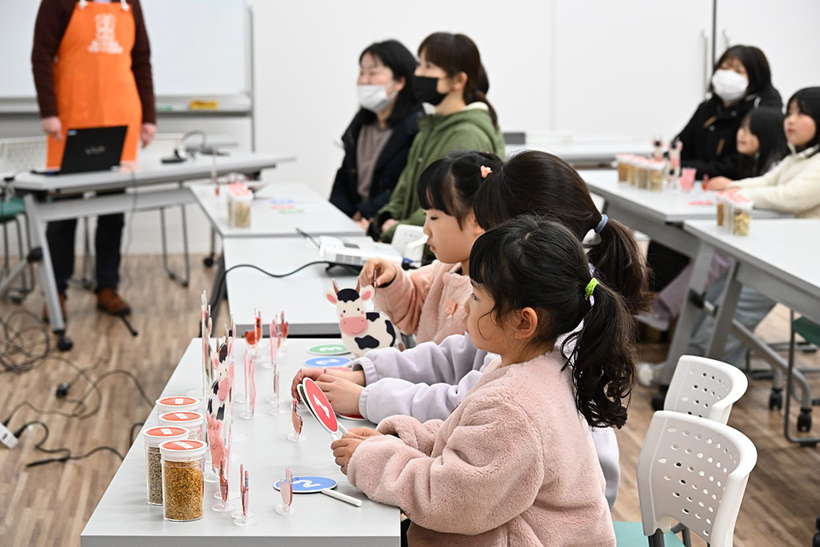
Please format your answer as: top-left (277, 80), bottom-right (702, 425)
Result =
top-left (250, 0), bottom-right (555, 199)
top-left (4, 0), bottom-right (820, 257)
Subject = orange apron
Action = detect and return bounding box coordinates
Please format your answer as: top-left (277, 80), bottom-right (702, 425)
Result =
top-left (46, 1), bottom-right (141, 168)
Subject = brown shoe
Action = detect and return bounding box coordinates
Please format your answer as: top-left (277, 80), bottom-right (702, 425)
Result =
top-left (42, 293), bottom-right (68, 323)
top-left (96, 288), bottom-right (131, 316)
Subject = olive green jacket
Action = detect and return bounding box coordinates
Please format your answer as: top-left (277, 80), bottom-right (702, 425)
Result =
top-left (373, 103), bottom-right (505, 242)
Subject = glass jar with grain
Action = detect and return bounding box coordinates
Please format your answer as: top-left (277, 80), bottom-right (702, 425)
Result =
top-left (143, 426), bottom-right (188, 505)
top-left (158, 411), bottom-right (204, 441)
top-left (160, 439), bottom-right (207, 522)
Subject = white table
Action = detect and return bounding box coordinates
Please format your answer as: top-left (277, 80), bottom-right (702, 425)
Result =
top-left (81, 338), bottom-right (400, 546)
top-left (224, 237), bottom-right (362, 337)
top-left (9, 152), bottom-right (294, 350)
top-left (580, 169), bottom-right (787, 256)
top-left (660, 220), bottom-right (820, 435)
top-left (190, 182), bottom-right (363, 239)
top-left (507, 136), bottom-right (653, 167)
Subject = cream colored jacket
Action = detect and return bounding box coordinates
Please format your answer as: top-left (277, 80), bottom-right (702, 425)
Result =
top-left (730, 144), bottom-right (820, 218)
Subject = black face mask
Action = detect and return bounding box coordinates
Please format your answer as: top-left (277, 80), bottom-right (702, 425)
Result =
top-left (413, 75), bottom-right (446, 106)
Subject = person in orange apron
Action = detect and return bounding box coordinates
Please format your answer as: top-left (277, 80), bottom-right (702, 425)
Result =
top-left (32, 0), bottom-right (156, 319)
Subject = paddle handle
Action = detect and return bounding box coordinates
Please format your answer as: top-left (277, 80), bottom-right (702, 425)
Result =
top-left (321, 488), bottom-right (362, 507)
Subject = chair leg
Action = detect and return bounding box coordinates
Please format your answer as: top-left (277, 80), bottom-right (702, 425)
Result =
top-left (14, 217), bottom-right (30, 293)
top-left (648, 529), bottom-right (666, 547)
top-left (160, 205), bottom-right (190, 287)
top-left (80, 217), bottom-right (95, 290)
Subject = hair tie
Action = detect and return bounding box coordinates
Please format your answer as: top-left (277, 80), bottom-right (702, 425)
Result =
top-left (480, 165), bottom-right (493, 179)
top-left (594, 214), bottom-right (608, 234)
top-left (585, 278), bottom-right (599, 300)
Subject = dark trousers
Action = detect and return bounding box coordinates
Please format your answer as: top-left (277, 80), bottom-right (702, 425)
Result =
top-left (647, 241), bottom-right (691, 293)
top-left (46, 213), bottom-right (124, 294)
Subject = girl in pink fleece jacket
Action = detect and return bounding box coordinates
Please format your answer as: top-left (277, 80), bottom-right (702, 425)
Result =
top-left (360, 150), bottom-right (504, 344)
top-left (332, 216), bottom-right (636, 546)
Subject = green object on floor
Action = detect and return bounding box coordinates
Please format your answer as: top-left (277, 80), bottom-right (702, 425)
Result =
top-left (793, 316), bottom-right (820, 347)
top-left (613, 521), bottom-right (686, 546)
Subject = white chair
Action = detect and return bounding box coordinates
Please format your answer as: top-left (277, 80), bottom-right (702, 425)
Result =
top-left (663, 356), bottom-right (749, 425)
top-left (633, 411), bottom-right (757, 547)
top-left (390, 224), bottom-right (427, 264)
top-left (0, 137), bottom-right (47, 300)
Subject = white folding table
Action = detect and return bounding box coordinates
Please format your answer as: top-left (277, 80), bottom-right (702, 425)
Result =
top-left (80, 338), bottom-right (400, 546)
top-left (8, 152), bottom-right (294, 350)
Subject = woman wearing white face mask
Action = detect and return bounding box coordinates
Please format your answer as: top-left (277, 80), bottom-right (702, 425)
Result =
top-left (677, 45), bottom-right (782, 180)
top-left (643, 45), bottom-right (782, 317)
top-left (330, 40), bottom-right (423, 226)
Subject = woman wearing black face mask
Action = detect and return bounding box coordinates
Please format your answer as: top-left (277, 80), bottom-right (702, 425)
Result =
top-left (329, 40), bottom-right (423, 226)
top-left (370, 32), bottom-right (506, 243)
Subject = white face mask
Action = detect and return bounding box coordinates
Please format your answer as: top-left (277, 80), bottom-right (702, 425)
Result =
top-left (711, 69), bottom-right (749, 103)
top-left (357, 84), bottom-right (397, 114)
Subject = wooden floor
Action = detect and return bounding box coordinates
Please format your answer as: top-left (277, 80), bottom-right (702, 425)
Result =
top-left (1, 253), bottom-right (819, 546)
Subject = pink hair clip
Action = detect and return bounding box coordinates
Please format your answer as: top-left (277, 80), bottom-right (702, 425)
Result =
top-left (480, 165), bottom-right (493, 179)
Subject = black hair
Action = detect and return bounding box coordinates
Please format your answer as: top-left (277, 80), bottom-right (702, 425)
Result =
top-left (356, 40), bottom-right (419, 128)
top-left (474, 150), bottom-right (652, 314)
top-left (787, 87), bottom-right (820, 155)
top-left (737, 107), bottom-right (788, 177)
top-left (470, 215), bottom-right (635, 429)
top-left (417, 150), bottom-right (504, 228)
top-left (418, 32), bottom-right (498, 127)
top-left (713, 45), bottom-right (773, 97)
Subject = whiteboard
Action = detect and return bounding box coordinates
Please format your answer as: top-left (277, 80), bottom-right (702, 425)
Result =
top-left (0, 0), bottom-right (248, 99)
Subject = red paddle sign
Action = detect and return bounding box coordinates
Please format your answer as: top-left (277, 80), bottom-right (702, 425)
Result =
top-left (301, 378), bottom-right (347, 439)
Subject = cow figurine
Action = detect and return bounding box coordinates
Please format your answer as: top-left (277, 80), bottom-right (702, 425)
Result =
top-left (325, 280), bottom-right (402, 357)
top-left (667, 139), bottom-right (683, 187)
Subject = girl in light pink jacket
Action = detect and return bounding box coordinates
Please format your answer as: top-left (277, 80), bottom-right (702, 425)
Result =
top-left (332, 216), bottom-right (636, 546)
top-left (360, 150), bottom-right (504, 344)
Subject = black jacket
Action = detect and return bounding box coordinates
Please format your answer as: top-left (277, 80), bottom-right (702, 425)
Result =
top-left (330, 104), bottom-right (423, 219)
top-left (676, 86), bottom-right (782, 179)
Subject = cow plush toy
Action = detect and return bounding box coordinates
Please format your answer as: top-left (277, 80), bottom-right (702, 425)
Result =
top-left (325, 280), bottom-right (402, 357)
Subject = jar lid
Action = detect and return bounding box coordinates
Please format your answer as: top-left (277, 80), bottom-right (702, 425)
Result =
top-left (159, 439), bottom-right (207, 461)
top-left (156, 396), bottom-right (199, 408)
top-left (158, 411), bottom-right (204, 428)
top-left (143, 426), bottom-right (189, 447)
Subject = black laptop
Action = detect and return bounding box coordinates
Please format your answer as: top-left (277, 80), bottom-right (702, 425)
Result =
top-left (44, 125), bottom-right (128, 175)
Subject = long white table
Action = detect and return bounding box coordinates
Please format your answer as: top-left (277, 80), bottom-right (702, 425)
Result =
top-left (9, 152), bottom-right (294, 350)
top-left (507, 136), bottom-right (653, 167)
top-left (580, 169), bottom-right (786, 256)
top-left (190, 182), bottom-right (363, 239)
top-left (223, 237), bottom-right (361, 337)
top-left (658, 220), bottom-right (820, 440)
top-left (81, 338), bottom-right (400, 546)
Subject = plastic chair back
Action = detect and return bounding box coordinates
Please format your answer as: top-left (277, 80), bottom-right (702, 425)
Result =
top-left (637, 411), bottom-right (757, 547)
top-left (664, 356), bottom-right (748, 425)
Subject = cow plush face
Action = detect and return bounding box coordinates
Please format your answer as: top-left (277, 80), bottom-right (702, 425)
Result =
top-left (325, 281), bottom-right (375, 337)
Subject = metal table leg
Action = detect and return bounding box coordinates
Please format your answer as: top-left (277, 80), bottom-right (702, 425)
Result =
top-left (24, 194), bottom-right (72, 351)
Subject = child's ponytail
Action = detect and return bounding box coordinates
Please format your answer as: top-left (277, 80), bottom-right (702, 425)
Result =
top-left (565, 278), bottom-right (636, 429)
top-left (587, 216), bottom-right (653, 315)
top-left (470, 215), bottom-right (636, 429)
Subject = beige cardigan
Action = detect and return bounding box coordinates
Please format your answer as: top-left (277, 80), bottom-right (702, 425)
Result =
top-left (348, 353), bottom-right (615, 547)
top-left (730, 144), bottom-right (820, 218)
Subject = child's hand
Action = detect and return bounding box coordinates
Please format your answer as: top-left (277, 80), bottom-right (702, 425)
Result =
top-left (316, 375), bottom-right (364, 416)
top-left (705, 176), bottom-right (732, 191)
top-left (290, 368), bottom-right (325, 401)
top-left (346, 427), bottom-right (382, 439)
top-left (381, 218), bottom-right (399, 234)
top-left (331, 437), bottom-right (363, 475)
top-left (360, 258), bottom-right (398, 288)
